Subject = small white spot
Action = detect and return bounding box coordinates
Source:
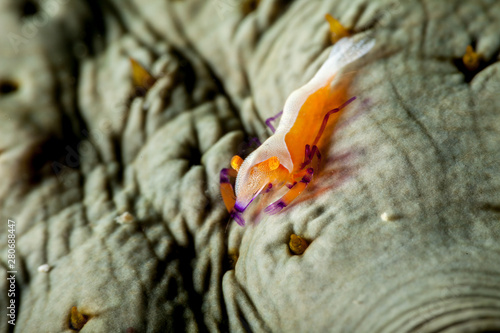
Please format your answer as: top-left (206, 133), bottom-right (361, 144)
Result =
top-left (115, 212), bottom-right (135, 224)
top-left (38, 264), bottom-right (51, 273)
top-left (381, 211), bottom-right (400, 222)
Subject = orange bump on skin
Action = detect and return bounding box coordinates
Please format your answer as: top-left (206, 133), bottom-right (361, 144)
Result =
top-left (114, 211), bottom-right (135, 224)
top-left (242, 0), bottom-right (261, 15)
top-left (231, 155), bottom-right (244, 171)
top-left (325, 14), bottom-right (350, 44)
top-left (69, 306), bottom-right (88, 331)
top-left (228, 251), bottom-right (239, 269)
top-left (289, 234), bottom-right (309, 255)
top-left (462, 45), bottom-right (480, 71)
top-left (130, 58), bottom-right (156, 92)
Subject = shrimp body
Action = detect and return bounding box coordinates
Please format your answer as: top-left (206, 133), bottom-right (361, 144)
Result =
top-left (221, 36), bottom-right (374, 226)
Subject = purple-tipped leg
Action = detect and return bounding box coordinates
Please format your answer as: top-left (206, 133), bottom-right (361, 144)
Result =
top-left (220, 168), bottom-right (234, 184)
top-left (230, 211), bottom-right (246, 226)
top-left (265, 110), bottom-right (283, 133)
top-left (264, 200), bottom-right (287, 215)
top-left (301, 168), bottom-right (314, 184)
top-left (310, 96), bottom-right (356, 147)
top-left (230, 202), bottom-right (248, 226)
top-left (301, 145), bottom-right (321, 169)
top-left (264, 168), bottom-right (314, 215)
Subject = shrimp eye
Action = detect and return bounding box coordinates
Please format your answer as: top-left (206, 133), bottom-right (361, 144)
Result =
top-left (268, 156), bottom-right (280, 170)
top-left (231, 155), bottom-right (244, 171)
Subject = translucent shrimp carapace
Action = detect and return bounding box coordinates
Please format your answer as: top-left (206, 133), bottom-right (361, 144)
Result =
top-left (220, 31), bottom-right (374, 226)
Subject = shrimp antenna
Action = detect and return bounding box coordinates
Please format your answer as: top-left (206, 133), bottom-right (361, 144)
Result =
top-left (312, 96), bottom-right (356, 147)
top-left (265, 110), bottom-right (283, 133)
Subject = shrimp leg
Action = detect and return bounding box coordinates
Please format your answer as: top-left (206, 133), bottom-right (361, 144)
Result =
top-left (220, 168), bottom-right (247, 226)
top-left (264, 168), bottom-right (314, 215)
top-left (265, 110), bottom-right (283, 133)
top-left (301, 144), bottom-right (322, 169)
top-left (221, 156), bottom-right (249, 226)
top-left (220, 168), bottom-right (237, 213)
top-left (264, 96), bottom-right (352, 215)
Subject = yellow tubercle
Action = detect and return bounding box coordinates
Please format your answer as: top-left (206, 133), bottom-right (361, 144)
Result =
top-left (231, 155), bottom-right (244, 171)
top-left (242, 0), bottom-right (261, 15)
top-left (462, 45), bottom-right (480, 71)
top-left (130, 58), bottom-right (156, 91)
top-left (289, 234), bottom-right (309, 255)
top-left (227, 250), bottom-right (239, 269)
top-left (69, 306), bottom-right (88, 330)
top-left (325, 14), bottom-right (350, 44)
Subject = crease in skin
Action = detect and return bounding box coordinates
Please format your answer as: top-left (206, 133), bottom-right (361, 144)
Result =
top-left (222, 271), bottom-right (271, 332)
top-left (353, 268), bottom-right (500, 332)
top-left (242, 0), bottom-right (261, 15)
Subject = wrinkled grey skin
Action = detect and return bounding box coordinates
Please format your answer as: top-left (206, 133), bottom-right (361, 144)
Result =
top-left (1, 0), bottom-right (500, 332)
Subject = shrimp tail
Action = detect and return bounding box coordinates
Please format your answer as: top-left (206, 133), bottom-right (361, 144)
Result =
top-left (311, 37), bottom-right (374, 86)
top-left (327, 37), bottom-right (375, 66)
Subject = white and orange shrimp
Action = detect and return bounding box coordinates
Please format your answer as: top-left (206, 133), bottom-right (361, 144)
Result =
top-left (220, 32), bottom-right (374, 226)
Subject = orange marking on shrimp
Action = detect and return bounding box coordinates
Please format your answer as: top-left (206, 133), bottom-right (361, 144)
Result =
top-left (231, 155), bottom-right (244, 171)
top-left (220, 20), bottom-right (374, 226)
